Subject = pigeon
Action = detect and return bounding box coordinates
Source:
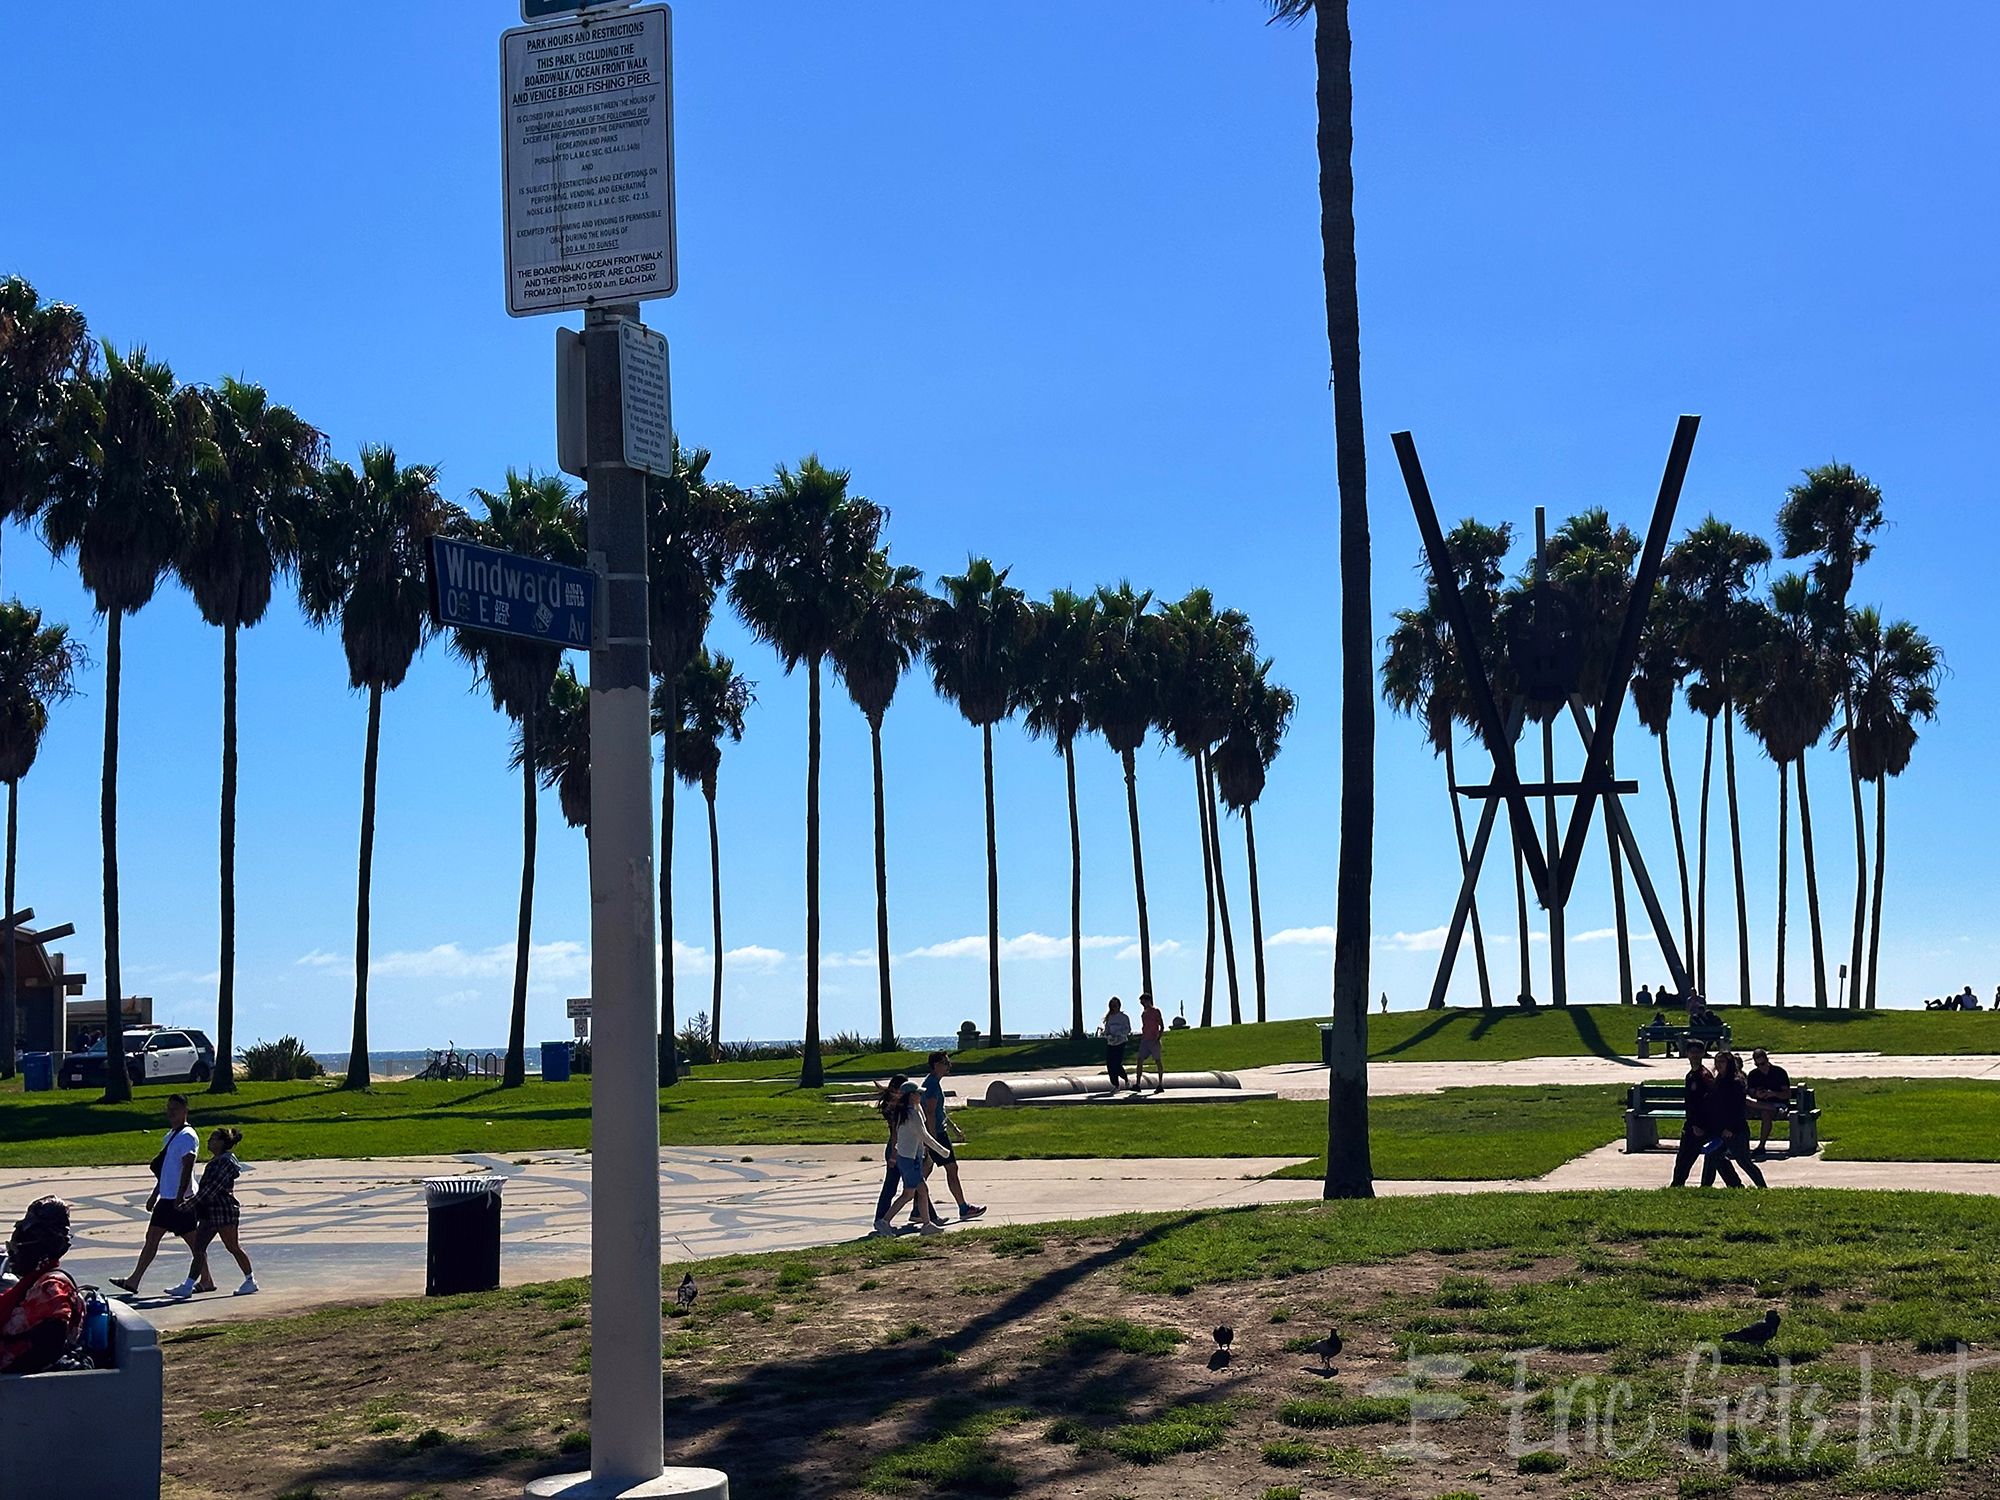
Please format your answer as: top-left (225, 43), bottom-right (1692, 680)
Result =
top-left (1722, 1310), bottom-right (1780, 1345)
top-left (674, 1272), bottom-right (698, 1311)
top-left (1303, 1328), bottom-right (1343, 1369)
top-left (1212, 1325), bottom-right (1234, 1351)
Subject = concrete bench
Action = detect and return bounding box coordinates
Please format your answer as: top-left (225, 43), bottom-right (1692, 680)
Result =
top-left (0, 1296), bottom-right (162, 1499)
top-left (1624, 1081), bottom-right (1819, 1155)
top-left (976, 1071), bottom-right (1275, 1107)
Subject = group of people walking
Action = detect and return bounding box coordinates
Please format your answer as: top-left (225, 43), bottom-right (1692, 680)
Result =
top-left (1100, 994), bottom-right (1165, 1091)
top-left (108, 1093), bottom-right (257, 1300)
top-left (1670, 1043), bottom-right (1792, 1189)
top-left (872, 1051), bottom-right (986, 1235)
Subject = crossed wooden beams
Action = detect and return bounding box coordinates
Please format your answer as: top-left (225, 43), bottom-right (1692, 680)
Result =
top-left (1388, 416), bottom-right (1701, 1008)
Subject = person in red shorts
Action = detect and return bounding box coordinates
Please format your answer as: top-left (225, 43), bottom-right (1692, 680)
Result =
top-left (1133, 993), bottom-right (1166, 1093)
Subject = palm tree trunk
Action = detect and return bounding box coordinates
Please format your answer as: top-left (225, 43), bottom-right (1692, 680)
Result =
top-left (1442, 740), bottom-right (1492, 1009)
top-left (658, 677), bottom-right (679, 1087)
top-left (982, 721), bottom-right (1001, 1045)
top-left (210, 621), bottom-right (238, 1092)
top-left (2, 779), bottom-right (15, 1080)
top-left (1206, 752), bottom-right (1243, 1025)
top-left (1065, 740), bottom-right (1084, 1040)
top-left (1122, 747), bottom-right (1154, 998)
top-left (1658, 727), bottom-right (1695, 988)
top-left (1845, 699), bottom-right (1866, 1009)
top-left (1697, 714), bottom-right (1714, 1001)
top-left (503, 714), bottom-right (535, 1089)
top-left (1797, 755), bottom-right (1829, 1008)
top-left (1512, 832), bottom-right (1533, 1004)
top-left (802, 657), bottom-right (823, 1088)
top-left (1724, 703), bottom-right (1751, 1007)
top-left (870, 717), bottom-right (894, 1052)
top-left (1866, 773), bottom-right (1887, 1011)
top-left (342, 680), bottom-right (381, 1092)
top-left (1245, 804), bottom-right (1268, 1023)
top-left (100, 610), bottom-right (131, 1103)
top-left (1195, 757), bottom-right (1216, 1028)
top-left (1774, 761), bottom-right (1789, 1010)
top-left (707, 784), bottom-right (723, 1065)
top-left (1317, 0), bottom-right (1373, 1199)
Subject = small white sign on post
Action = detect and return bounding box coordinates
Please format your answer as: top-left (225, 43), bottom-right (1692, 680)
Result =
top-left (501, 5), bottom-right (676, 316)
top-left (618, 322), bottom-right (672, 477)
top-left (566, 997), bottom-right (593, 1019)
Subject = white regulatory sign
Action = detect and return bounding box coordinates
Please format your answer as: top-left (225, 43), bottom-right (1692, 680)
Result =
top-left (618, 322), bottom-right (672, 477)
top-left (500, 5), bottom-right (676, 317)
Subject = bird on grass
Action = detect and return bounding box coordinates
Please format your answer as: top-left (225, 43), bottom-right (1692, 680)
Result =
top-left (1302, 1328), bottom-right (1343, 1369)
top-left (675, 1272), bottom-right (698, 1311)
top-left (1722, 1310), bottom-right (1780, 1345)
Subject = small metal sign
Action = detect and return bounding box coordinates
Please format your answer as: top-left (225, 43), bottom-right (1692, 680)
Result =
top-left (566, 997), bottom-right (592, 1018)
top-left (618, 321), bottom-right (672, 478)
top-left (522, 0), bottom-right (635, 20)
top-left (428, 537), bottom-right (595, 648)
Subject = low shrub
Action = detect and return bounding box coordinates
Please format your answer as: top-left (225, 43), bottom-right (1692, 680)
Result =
top-left (238, 1036), bottom-right (323, 1082)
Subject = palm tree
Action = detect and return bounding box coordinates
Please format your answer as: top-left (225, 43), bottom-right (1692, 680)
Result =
top-left (295, 447), bottom-right (458, 1090)
top-left (40, 346), bottom-right (210, 1103)
top-left (0, 602), bottom-right (82, 1078)
top-left (646, 445), bottom-right (742, 1084)
top-left (1664, 518), bottom-right (1770, 1006)
top-left (925, 557), bottom-right (1029, 1047)
top-left (1018, 588), bottom-right (1098, 1039)
top-left (1271, 0), bottom-right (1374, 1198)
top-left (672, 648), bottom-right (753, 1062)
top-left (1630, 579), bottom-right (1696, 980)
top-left (520, 664), bottom-right (590, 835)
top-left (1740, 574), bottom-right (1838, 1008)
top-left (1841, 609), bottom-right (1940, 1011)
top-left (448, 470), bottom-right (586, 1088)
top-left (1213, 658), bottom-right (1297, 1023)
top-left (177, 378), bottom-right (323, 1093)
top-left (1777, 463), bottom-right (1885, 1009)
top-left (0, 277), bottom-right (91, 588)
top-left (831, 552), bottom-right (928, 1051)
top-left (729, 455), bottom-right (882, 1089)
top-left (1080, 582), bottom-right (1162, 999)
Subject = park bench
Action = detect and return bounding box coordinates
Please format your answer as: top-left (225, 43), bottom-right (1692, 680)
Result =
top-left (1623, 1080), bottom-right (1819, 1155)
top-left (0, 1297), bottom-right (162, 1499)
top-left (1634, 1020), bottom-right (1732, 1058)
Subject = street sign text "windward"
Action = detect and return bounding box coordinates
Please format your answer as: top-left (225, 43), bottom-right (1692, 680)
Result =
top-left (428, 537), bottom-right (596, 648)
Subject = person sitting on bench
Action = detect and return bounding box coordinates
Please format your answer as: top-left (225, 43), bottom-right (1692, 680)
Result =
top-left (1746, 1048), bottom-right (1791, 1156)
top-left (0, 1197), bottom-right (84, 1376)
top-left (1687, 994), bottom-right (1718, 1029)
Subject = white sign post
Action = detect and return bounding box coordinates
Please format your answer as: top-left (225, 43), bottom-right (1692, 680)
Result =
top-left (501, 6), bottom-right (677, 317)
top-left (618, 322), bottom-right (672, 478)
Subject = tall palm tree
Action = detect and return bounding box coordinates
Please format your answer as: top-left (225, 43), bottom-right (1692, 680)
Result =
top-left (40, 346), bottom-right (210, 1103)
top-left (177, 377), bottom-right (323, 1093)
top-left (831, 552), bottom-right (929, 1051)
top-left (1741, 574), bottom-right (1838, 1008)
top-left (448, 471), bottom-right (586, 1088)
top-left (729, 455), bottom-right (881, 1089)
top-left (1080, 582), bottom-right (1162, 999)
top-left (646, 445), bottom-right (742, 1084)
top-left (0, 602), bottom-right (82, 1078)
top-left (1664, 518), bottom-right (1770, 1006)
top-left (1213, 658), bottom-right (1297, 1023)
top-left (1841, 609), bottom-right (1940, 1011)
top-left (295, 447), bottom-right (458, 1090)
top-left (925, 557), bottom-right (1029, 1047)
top-left (521, 664), bottom-right (590, 835)
top-left (672, 648), bottom-right (753, 1062)
top-left (1019, 588), bottom-right (1098, 1039)
top-left (1777, 463), bottom-right (1885, 1009)
top-left (1630, 578), bottom-right (1696, 980)
top-left (0, 277), bottom-right (91, 588)
top-left (1270, 0), bottom-right (1374, 1199)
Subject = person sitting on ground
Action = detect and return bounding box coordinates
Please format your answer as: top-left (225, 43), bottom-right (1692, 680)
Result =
top-left (1133, 993), bottom-right (1166, 1093)
top-left (110, 1093), bottom-right (201, 1296)
top-left (1992, 984), bottom-right (1999, 1012)
top-left (1686, 994), bottom-right (1719, 1030)
top-left (0, 1197), bottom-right (85, 1376)
top-left (1701, 1050), bottom-right (1767, 1189)
top-left (1102, 997), bottom-right (1132, 1090)
top-left (1636, 984), bottom-right (1653, 1009)
top-left (875, 1080), bottom-right (950, 1236)
top-left (1745, 1048), bottom-right (1791, 1157)
top-left (185, 1127), bottom-right (257, 1297)
top-left (1655, 985), bottom-right (1675, 1009)
top-left (1959, 985), bottom-right (1980, 1010)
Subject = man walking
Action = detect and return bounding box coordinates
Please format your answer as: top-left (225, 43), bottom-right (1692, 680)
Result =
top-left (110, 1093), bottom-right (201, 1295)
top-left (1133, 994), bottom-right (1165, 1093)
top-left (913, 1051), bottom-right (985, 1226)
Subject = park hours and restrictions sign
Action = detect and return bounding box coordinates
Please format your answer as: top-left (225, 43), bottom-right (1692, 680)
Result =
top-left (501, 5), bottom-right (676, 316)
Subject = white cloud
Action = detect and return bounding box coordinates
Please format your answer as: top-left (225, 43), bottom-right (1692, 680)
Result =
top-left (1269, 926), bottom-right (1338, 948)
top-left (1574, 927), bottom-right (1657, 944)
top-left (725, 945), bottom-right (790, 971)
top-left (902, 932), bottom-right (1131, 962)
top-left (298, 941), bottom-right (591, 983)
top-left (296, 949), bottom-right (343, 968)
top-left (1377, 927), bottom-right (1447, 952)
top-left (1116, 939), bottom-right (1183, 962)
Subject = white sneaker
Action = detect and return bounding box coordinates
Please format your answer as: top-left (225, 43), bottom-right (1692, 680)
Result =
top-left (918, 1220), bottom-right (946, 1235)
top-left (871, 1218), bottom-right (894, 1237)
top-left (167, 1279), bottom-right (199, 1299)
top-left (235, 1277), bottom-right (258, 1296)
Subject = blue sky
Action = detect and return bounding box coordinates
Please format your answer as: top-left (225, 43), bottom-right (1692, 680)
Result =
top-left (3, 2), bottom-right (1995, 1052)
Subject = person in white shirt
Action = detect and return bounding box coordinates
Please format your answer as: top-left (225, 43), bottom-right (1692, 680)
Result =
top-left (874, 1081), bottom-right (949, 1236)
top-left (109, 1094), bottom-right (201, 1295)
top-left (1102, 997), bottom-right (1133, 1089)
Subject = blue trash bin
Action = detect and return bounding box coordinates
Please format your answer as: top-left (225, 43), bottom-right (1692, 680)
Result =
top-left (540, 1041), bottom-right (571, 1083)
top-left (21, 1052), bottom-right (53, 1092)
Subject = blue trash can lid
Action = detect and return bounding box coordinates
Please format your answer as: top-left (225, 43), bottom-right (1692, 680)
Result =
top-left (423, 1173), bottom-right (503, 1204)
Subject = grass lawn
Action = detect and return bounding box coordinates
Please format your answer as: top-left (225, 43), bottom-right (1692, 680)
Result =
top-left (153, 1189), bottom-right (2000, 1499)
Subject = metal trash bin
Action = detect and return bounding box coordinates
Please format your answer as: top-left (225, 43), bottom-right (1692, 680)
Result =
top-left (540, 1040), bottom-right (572, 1083)
top-left (1317, 1024), bottom-right (1335, 1067)
top-left (20, 1052), bottom-right (53, 1092)
top-left (424, 1174), bottom-right (503, 1296)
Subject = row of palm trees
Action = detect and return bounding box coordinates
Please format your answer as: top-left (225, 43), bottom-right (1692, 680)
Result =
top-left (1387, 466), bottom-right (1942, 1012)
top-left (0, 276), bottom-right (1300, 1097)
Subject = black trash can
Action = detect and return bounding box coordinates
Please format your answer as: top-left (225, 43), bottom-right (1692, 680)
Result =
top-left (1318, 1023), bottom-right (1335, 1066)
top-left (424, 1174), bottom-right (503, 1296)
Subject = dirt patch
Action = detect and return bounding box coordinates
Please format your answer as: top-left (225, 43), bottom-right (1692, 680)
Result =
top-left (155, 1229), bottom-right (1995, 1499)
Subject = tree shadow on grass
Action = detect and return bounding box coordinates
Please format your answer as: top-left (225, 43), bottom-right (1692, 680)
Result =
top-left (1370, 1011), bottom-right (1466, 1059)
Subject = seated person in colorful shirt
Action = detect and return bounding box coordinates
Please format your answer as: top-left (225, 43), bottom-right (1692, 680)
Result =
top-left (0, 1196), bottom-right (85, 1376)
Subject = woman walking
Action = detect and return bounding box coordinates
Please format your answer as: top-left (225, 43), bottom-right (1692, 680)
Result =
top-left (873, 1078), bottom-right (949, 1236)
top-left (1101, 997), bottom-right (1132, 1090)
top-left (1701, 1051), bottom-right (1768, 1189)
top-left (185, 1127), bottom-right (257, 1296)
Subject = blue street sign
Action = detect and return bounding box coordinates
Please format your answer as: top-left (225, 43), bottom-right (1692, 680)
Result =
top-left (429, 537), bottom-right (595, 649)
